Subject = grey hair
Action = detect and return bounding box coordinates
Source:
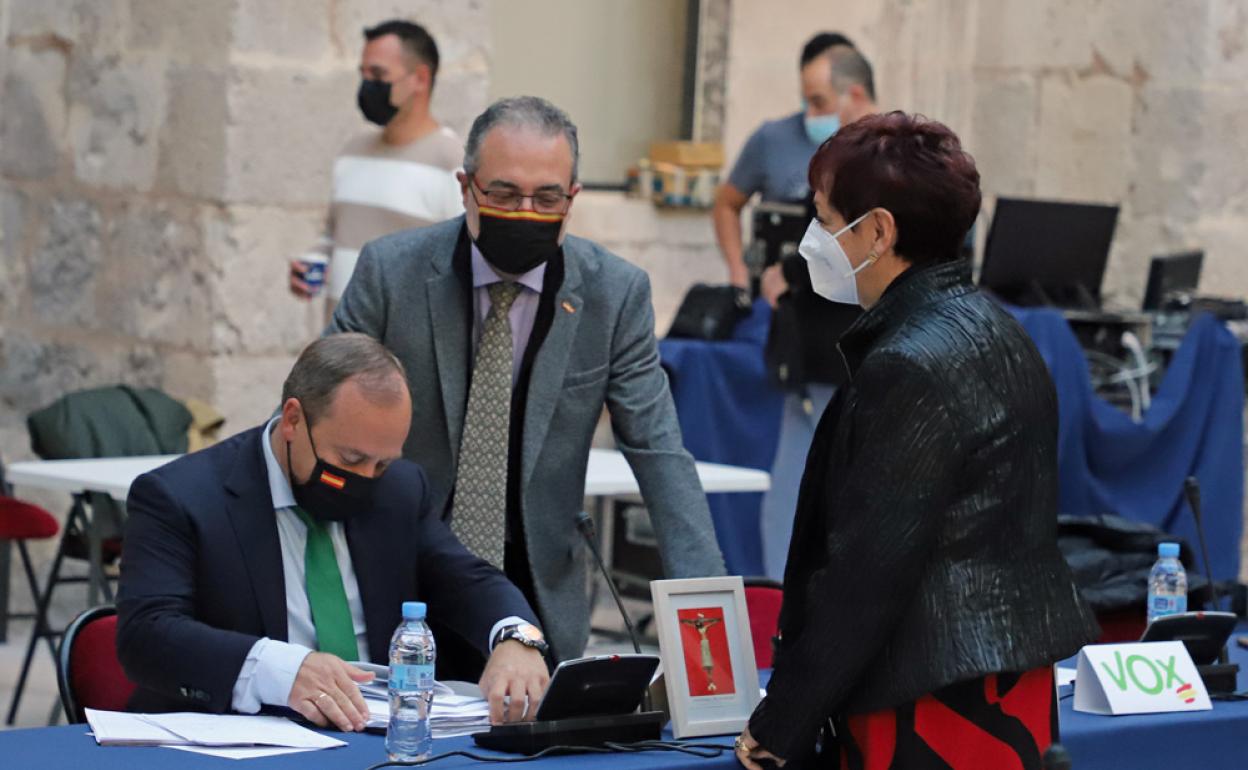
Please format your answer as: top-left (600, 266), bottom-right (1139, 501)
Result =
top-left (826, 45), bottom-right (876, 103)
top-left (281, 333), bottom-right (408, 425)
top-left (462, 96), bottom-right (580, 183)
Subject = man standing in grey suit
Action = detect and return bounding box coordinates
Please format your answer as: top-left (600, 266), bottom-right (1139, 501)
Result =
top-left (325, 96), bottom-right (726, 668)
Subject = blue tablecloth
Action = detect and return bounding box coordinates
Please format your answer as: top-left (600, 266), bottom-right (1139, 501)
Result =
top-left (1010, 309), bottom-right (1245, 583)
top-left (0, 725), bottom-right (738, 770)
top-left (747, 631), bottom-right (1248, 767)
top-left (660, 300), bottom-right (784, 577)
top-left (662, 302), bottom-right (1245, 584)
top-left (1058, 622), bottom-right (1248, 768)
top-left (7, 633), bottom-right (1246, 770)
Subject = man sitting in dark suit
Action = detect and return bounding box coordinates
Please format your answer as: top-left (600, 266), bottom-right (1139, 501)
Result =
top-left (117, 333), bottom-right (550, 731)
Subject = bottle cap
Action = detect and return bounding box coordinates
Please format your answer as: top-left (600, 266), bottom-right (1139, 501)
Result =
top-left (1158, 542), bottom-right (1180, 559)
top-left (402, 601), bottom-right (427, 620)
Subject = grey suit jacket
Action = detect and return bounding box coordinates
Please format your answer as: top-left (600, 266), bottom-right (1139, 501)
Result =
top-left (325, 216), bottom-right (726, 660)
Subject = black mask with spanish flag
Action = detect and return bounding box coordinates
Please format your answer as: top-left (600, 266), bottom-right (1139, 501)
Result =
top-left (474, 206), bottom-right (564, 275)
top-left (286, 416), bottom-right (377, 523)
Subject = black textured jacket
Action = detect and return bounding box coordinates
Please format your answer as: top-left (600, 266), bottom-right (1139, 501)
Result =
top-left (749, 260), bottom-right (1099, 760)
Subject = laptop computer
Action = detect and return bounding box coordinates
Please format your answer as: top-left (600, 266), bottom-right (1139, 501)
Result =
top-left (979, 197), bottom-right (1119, 309)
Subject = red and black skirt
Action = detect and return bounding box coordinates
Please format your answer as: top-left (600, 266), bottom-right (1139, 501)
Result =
top-left (835, 668), bottom-right (1057, 770)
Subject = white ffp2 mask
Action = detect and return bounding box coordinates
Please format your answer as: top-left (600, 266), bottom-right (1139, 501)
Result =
top-left (797, 212), bottom-right (875, 306)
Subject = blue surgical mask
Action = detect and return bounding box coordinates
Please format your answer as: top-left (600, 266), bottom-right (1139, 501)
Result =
top-left (804, 113), bottom-right (841, 145)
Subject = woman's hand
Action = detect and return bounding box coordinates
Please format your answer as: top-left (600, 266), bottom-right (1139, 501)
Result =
top-left (734, 726), bottom-right (786, 768)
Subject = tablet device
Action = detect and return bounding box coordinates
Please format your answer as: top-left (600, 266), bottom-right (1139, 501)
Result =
top-left (533, 654), bottom-right (660, 721)
top-left (1139, 611), bottom-right (1237, 665)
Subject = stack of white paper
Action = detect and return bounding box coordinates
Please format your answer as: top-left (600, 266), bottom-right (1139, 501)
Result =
top-left (429, 692), bottom-right (493, 738)
top-left (85, 709), bottom-right (346, 758)
top-left (360, 680), bottom-right (492, 738)
top-left (350, 661), bottom-right (391, 701)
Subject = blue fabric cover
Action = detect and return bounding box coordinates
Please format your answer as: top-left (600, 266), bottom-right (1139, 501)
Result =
top-left (1008, 308), bottom-right (1244, 583)
top-left (659, 299), bottom-right (1244, 584)
top-left (660, 300), bottom-right (784, 577)
top-left (10, 632), bottom-right (1244, 769)
top-left (1057, 621), bottom-right (1248, 769)
top-left (0, 725), bottom-right (736, 769)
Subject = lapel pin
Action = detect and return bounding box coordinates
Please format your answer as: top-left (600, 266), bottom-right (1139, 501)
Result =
top-left (562, 301), bottom-right (576, 314)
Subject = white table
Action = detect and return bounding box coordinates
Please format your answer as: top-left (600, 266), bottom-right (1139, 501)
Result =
top-left (6, 448), bottom-right (769, 503)
top-left (5, 455), bottom-right (175, 503)
top-left (4, 449), bottom-right (769, 606)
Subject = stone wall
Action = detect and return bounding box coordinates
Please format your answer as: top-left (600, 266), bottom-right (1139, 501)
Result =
top-left (0, 1), bottom-right (490, 620)
top-left (0, 0), bottom-right (490, 470)
top-left (722, 0), bottom-right (1248, 306)
top-left (3, 0), bottom-right (1247, 581)
top-left (722, 0), bottom-right (1248, 579)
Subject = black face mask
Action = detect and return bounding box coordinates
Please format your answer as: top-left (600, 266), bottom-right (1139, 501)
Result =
top-left (287, 419), bottom-right (377, 523)
top-left (357, 79), bottom-right (398, 126)
top-left (474, 206), bottom-right (564, 275)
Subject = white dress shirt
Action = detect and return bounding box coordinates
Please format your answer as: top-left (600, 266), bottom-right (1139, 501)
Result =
top-left (230, 418), bottom-right (523, 713)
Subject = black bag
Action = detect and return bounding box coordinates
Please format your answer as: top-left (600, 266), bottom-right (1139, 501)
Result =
top-left (764, 293), bottom-right (807, 390)
top-left (1056, 513), bottom-right (1211, 612)
top-left (764, 258), bottom-right (861, 391)
top-left (666, 284), bottom-right (751, 341)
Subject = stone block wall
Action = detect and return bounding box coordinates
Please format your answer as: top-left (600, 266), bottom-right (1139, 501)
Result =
top-left (0, 1), bottom-right (490, 619)
top-left (3, 0), bottom-right (1247, 588)
top-left (721, 0), bottom-right (1248, 579)
top-left (722, 0), bottom-right (1248, 307)
top-left (0, 0), bottom-right (489, 472)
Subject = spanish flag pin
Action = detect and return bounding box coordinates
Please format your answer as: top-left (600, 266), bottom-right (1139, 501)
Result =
top-left (562, 301), bottom-right (576, 314)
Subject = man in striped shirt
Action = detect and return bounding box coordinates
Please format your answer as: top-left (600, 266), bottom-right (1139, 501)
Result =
top-left (291, 20), bottom-right (464, 308)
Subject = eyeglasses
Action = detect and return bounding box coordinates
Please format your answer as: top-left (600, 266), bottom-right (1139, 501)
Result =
top-left (471, 177), bottom-right (573, 214)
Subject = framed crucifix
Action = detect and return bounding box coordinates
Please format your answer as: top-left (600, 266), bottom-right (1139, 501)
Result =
top-left (650, 576), bottom-right (760, 737)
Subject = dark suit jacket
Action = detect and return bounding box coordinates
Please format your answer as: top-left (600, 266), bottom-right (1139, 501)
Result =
top-left (749, 261), bottom-right (1097, 760)
top-left (116, 425), bottom-right (537, 714)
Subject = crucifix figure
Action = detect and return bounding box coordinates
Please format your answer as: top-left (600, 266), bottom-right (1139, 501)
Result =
top-left (680, 612), bottom-right (724, 692)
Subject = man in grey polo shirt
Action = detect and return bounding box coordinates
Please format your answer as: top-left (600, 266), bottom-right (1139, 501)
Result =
top-left (713, 35), bottom-right (878, 582)
top-left (712, 33), bottom-right (876, 289)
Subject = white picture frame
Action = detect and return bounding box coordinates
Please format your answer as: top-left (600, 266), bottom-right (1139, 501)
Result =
top-left (650, 576), bottom-right (761, 738)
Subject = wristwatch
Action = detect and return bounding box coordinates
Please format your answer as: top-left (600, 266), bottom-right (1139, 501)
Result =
top-left (495, 623), bottom-right (549, 655)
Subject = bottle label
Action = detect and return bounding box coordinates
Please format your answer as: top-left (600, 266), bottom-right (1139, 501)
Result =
top-left (390, 664), bottom-right (435, 691)
top-left (1149, 594), bottom-right (1187, 617)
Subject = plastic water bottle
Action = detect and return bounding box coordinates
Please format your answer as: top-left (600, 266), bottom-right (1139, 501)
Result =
top-left (386, 601), bottom-right (436, 762)
top-left (1146, 542), bottom-right (1188, 623)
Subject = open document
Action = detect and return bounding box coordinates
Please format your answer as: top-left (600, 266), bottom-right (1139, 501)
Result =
top-left (85, 709), bottom-right (346, 753)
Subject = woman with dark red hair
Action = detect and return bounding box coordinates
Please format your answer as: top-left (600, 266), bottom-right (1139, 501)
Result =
top-left (734, 112), bottom-right (1097, 769)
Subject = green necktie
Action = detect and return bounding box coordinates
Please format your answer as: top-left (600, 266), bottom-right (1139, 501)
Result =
top-left (291, 505), bottom-right (357, 661)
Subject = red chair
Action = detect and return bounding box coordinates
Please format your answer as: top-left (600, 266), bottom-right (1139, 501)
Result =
top-left (0, 497), bottom-right (61, 630)
top-left (4, 474), bottom-right (122, 724)
top-left (1094, 607), bottom-right (1148, 644)
top-left (0, 456), bottom-right (61, 645)
top-left (56, 606), bottom-right (136, 723)
top-left (0, 490), bottom-right (63, 718)
top-left (743, 577), bottom-right (784, 669)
